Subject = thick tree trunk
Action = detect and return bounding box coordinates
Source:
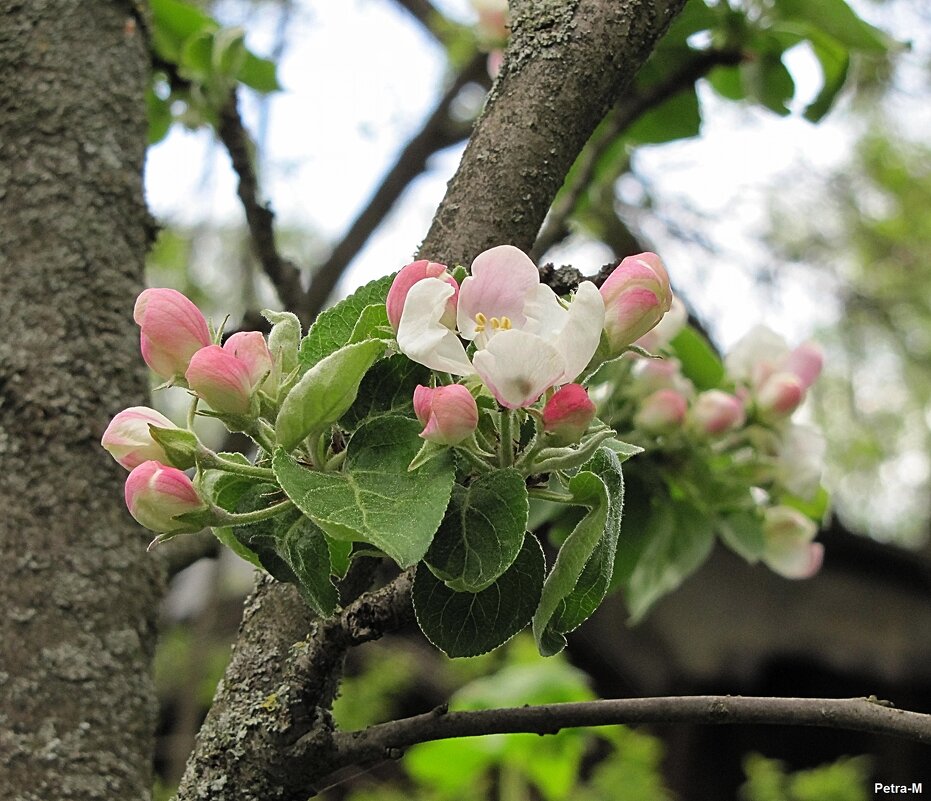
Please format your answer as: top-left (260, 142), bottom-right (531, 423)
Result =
top-left (0, 2), bottom-right (161, 798)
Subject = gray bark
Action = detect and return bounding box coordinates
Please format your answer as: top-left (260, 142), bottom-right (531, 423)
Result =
top-left (421, 0), bottom-right (688, 266)
top-left (175, 2), bottom-right (686, 798)
top-left (0, 2), bottom-right (162, 799)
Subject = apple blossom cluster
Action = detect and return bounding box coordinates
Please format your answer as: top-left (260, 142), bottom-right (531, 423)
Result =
top-left (589, 314), bottom-right (827, 583)
top-left (100, 243), bottom-right (827, 644)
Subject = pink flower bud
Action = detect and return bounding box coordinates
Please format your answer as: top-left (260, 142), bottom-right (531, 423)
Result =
top-left (756, 371), bottom-right (804, 418)
top-left (543, 384), bottom-right (596, 444)
top-left (783, 341), bottom-right (823, 390)
top-left (185, 345), bottom-right (254, 416)
top-left (690, 390), bottom-right (745, 436)
top-left (387, 260), bottom-right (459, 332)
top-left (631, 357), bottom-right (691, 396)
top-left (101, 406), bottom-right (178, 470)
top-left (762, 505), bottom-right (822, 579)
top-left (223, 331), bottom-right (274, 390)
top-left (124, 460), bottom-right (204, 533)
top-left (600, 252), bottom-right (673, 355)
top-left (635, 296), bottom-right (687, 352)
top-left (634, 388), bottom-right (687, 434)
top-left (133, 288), bottom-right (211, 380)
top-left (413, 384), bottom-right (478, 445)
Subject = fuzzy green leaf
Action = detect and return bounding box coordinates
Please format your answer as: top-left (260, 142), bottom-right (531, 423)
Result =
top-left (424, 469), bottom-right (529, 592)
top-left (413, 535), bottom-right (545, 658)
top-left (273, 416), bottom-right (455, 568)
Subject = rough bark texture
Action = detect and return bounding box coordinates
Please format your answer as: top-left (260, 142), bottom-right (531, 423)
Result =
top-left (421, 0), bottom-right (688, 266)
top-left (175, 2), bottom-right (687, 797)
top-left (0, 2), bottom-right (162, 799)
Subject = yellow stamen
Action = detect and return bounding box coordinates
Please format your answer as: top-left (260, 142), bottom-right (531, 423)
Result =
top-left (474, 312), bottom-right (488, 333)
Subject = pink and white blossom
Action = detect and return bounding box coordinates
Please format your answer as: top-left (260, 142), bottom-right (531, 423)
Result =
top-left (134, 288), bottom-right (211, 380)
top-left (386, 260), bottom-right (458, 332)
top-left (600, 252), bottom-right (673, 355)
top-left (543, 384), bottom-right (596, 444)
top-left (756, 371), bottom-right (805, 418)
top-left (761, 505), bottom-right (823, 579)
top-left (101, 406), bottom-right (177, 470)
top-left (396, 245), bottom-right (605, 409)
top-left (634, 388), bottom-right (688, 434)
top-left (690, 390), bottom-right (746, 435)
top-left (124, 460), bottom-right (204, 533)
top-left (185, 345), bottom-right (254, 416)
top-left (223, 331), bottom-right (274, 390)
top-left (413, 384), bottom-right (479, 445)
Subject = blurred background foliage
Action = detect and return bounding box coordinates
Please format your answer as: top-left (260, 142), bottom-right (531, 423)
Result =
top-left (144, 0), bottom-right (930, 797)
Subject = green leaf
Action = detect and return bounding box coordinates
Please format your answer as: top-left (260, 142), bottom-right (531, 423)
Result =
top-left (669, 326), bottom-right (725, 390)
top-left (424, 469), bottom-right (529, 592)
top-left (275, 339), bottom-right (384, 451)
top-left (200, 456), bottom-right (267, 567)
top-left (624, 88), bottom-right (701, 146)
top-left (533, 448), bottom-right (624, 656)
top-left (276, 514), bottom-right (339, 616)
top-left (743, 50), bottom-right (795, 116)
top-left (273, 416), bottom-right (455, 568)
top-left (179, 30), bottom-right (214, 82)
top-left (146, 85), bottom-right (173, 145)
top-left (299, 273), bottom-right (394, 370)
top-left (348, 303), bottom-right (392, 344)
top-left (773, 0), bottom-right (892, 53)
top-left (707, 64), bottom-right (745, 101)
top-left (625, 500), bottom-right (715, 623)
top-left (238, 52), bottom-right (281, 93)
top-left (342, 354), bottom-right (430, 430)
top-left (413, 535), bottom-right (545, 657)
top-left (804, 34), bottom-right (850, 122)
top-left (151, 0), bottom-right (216, 62)
top-left (717, 509), bottom-right (766, 562)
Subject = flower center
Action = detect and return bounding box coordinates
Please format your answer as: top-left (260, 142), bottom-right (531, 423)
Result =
top-left (474, 312), bottom-right (512, 335)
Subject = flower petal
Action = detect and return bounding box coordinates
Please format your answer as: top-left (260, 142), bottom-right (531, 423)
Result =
top-left (397, 278), bottom-right (474, 375)
top-left (552, 281), bottom-right (605, 382)
top-left (457, 245), bottom-right (540, 340)
top-left (472, 329), bottom-right (564, 408)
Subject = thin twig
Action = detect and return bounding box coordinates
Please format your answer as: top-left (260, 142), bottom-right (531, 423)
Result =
top-left (531, 48), bottom-right (743, 262)
top-left (217, 91), bottom-right (308, 323)
top-left (392, 0), bottom-right (445, 42)
top-left (304, 52), bottom-right (489, 318)
top-left (330, 695), bottom-right (931, 775)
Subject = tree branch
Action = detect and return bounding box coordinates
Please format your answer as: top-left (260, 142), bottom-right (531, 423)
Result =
top-left (217, 91), bottom-right (309, 324)
top-left (392, 0), bottom-right (445, 42)
top-left (329, 695), bottom-right (931, 773)
top-left (530, 47), bottom-right (743, 262)
top-left (420, 0), bottom-right (690, 265)
top-left (304, 52), bottom-right (490, 318)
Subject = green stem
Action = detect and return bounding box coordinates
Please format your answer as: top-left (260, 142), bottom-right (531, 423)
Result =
top-left (216, 497), bottom-right (294, 526)
top-left (199, 449), bottom-right (276, 480)
top-left (498, 409), bottom-right (515, 468)
top-left (454, 442), bottom-right (494, 474)
top-left (247, 419), bottom-right (277, 454)
top-left (186, 395), bottom-right (199, 430)
top-left (528, 487), bottom-right (574, 504)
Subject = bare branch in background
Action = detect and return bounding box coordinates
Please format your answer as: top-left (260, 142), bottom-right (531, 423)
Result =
top-left (304, 52), bottom-right (490, 318)
top-left (330, 695), bottom-right (931, 777)
top-left (531, 47), bottom-right (743, 262)
top-left (217, 92), bottom-right (309, 325)
top-left (161, 529), bottom-right (221, 579)
top-left (392, 0), bottom-right (445, 42)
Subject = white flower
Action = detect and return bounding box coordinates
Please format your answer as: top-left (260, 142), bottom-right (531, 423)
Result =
top-left (395, 245), bottom-right (605, 408)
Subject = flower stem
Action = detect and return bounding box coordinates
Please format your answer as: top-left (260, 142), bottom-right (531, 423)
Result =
top-left (198, 449), bottom-right (276, 480)
top-left (216, 497), bottom-right (294, 526)
top-left (528, 487), bottom-right (574, 504)
top-left (498, 409), bottom-right (515, 468)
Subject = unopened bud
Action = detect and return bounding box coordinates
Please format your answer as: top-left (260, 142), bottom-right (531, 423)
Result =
top-left (101, 406), bottom-right (177, 470)
top-left (690, 390), bottom-right (745, 435)
top-left (542, 384), bottom-right (596, 445)
top-left (413, 384), bottom-right (478, 445)
top-left (185, 345), bottom-right (254, 416)
top-left (634, 389), bottom-right (687, 434)
top-left (124, 460), bottom-right (204, 533)
top-left (133, 288), bottom-right (211, 380)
